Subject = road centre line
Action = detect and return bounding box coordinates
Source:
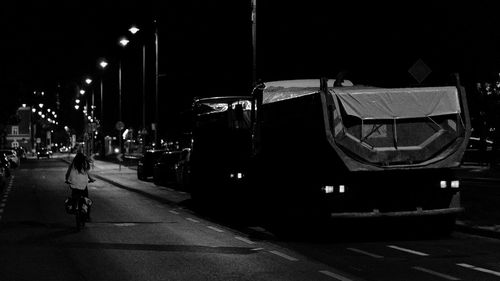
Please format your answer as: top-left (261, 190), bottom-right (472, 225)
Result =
top-left (186, 218), bottom-right (199, 223)
top-left (457, 263), bottom-right (500, 277)
top-left (387, 245), bottom-right (429, 256)
top-left (347, 247), bottom-right (383, 259)
top-left (413, 266), bottom-right (461, 280)
top-left (0, 203), bottom-right (5, 208)
top-left (206, 226), bottom-right (224, 232)
top-left (269, 250), bottom-right (298, 261)
top-left (319, 270), bottom-right (354, 281)
top-left (234, 236), bottom-right (255, 245)
top-left (169, 210), bottom-right (180, 215)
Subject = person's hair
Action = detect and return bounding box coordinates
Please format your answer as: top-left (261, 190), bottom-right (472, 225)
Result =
top-left (72, 152), bottom-right (90, 173)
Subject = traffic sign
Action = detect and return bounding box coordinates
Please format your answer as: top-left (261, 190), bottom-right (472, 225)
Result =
top-left (116, 121), bottom-right (125, 131)
top-left (408, 58), bottom-right (432, 84)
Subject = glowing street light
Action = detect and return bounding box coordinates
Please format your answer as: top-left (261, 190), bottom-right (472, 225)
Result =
top-left (74, 105), bottom-right (80, 110)
top-left (119, 37), bottom-right (129, 47)
top-left (80, 89), bottom-right (85, 95)
top-left (85, 78), bottom-right (92, 85)
top-left (39, 103), bottom-right (44, 108)
top-left (129, 26), bottom-right (140, 34)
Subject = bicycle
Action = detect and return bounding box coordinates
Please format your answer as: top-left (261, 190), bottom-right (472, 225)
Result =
top-left (65, 179), bottom-right (95, 231)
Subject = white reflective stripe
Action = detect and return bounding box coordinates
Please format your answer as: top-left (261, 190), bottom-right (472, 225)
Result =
top-left (235, 236), bottom-right (255, 245)
top-left (269, 250), bottom-right (298, 261)
top-left (319, 270), bottom-right (354, 281)
top-left (413, 266), bottom-right (461, 280)
top-left (186, 218), bottom-right (199, 223)
top-left (347, 247), bottom-right (383, 259)
top-left (388, 245), bottom-right (429, 256)
top-left (457, 263), bottom-right (500, 277)
top-left (169, 210), bottom-right (180, 215)
top-left (207, 226), bottom-right (224, 232)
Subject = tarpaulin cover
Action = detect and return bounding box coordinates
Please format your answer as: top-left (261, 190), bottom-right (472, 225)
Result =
top-left (263, 79), bottom-right (353, 104)
top-left (333, 87), bottom-right (461, 120)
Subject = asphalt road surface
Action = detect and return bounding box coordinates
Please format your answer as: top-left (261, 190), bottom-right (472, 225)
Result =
top-left (1, 158), bottom-right (500, 281)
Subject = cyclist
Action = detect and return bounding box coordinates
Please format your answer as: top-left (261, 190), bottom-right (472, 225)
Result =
top-left (65, 152), bottom-right (95, 221)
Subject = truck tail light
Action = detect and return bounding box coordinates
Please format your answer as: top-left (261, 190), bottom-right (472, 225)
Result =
top-left (440, 181), bottom-right (447, 188)
top-left (451, 180), bottom-right (460, 188)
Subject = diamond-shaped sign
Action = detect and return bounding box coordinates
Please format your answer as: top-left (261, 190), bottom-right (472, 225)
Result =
top-left (409, 59), bottom-right (432, 84)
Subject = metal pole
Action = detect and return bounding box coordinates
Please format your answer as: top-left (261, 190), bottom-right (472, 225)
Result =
top-left (100, 77), bottom-right (104, 130)
top-left (142, 44), bottom-right (146, 132)
top-left (252, 0), bottom-right (257, 85)
top-left (154, 20), bottom-right (159, 147)
top-left (118, 60), bottom-right (122, 122)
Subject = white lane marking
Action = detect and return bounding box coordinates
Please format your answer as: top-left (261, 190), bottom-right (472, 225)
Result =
top-left (387, 245), bottom-right (429, 256)
top-left (269, 250), bottom-right (298, 261)
top-left (186, 218), bottom-right (199, 223)
top-left (235, 236), bottom-right (255, 245)
top-left (0, 203), bottom-right (5, 208)
top-left (0, 209), bottom-right (3, 214)
top-left (347, 247), bottom-right (383, 259)
top-left (457, 263), bottom-right (500, 277)
top-left (413, 266), bottom-right (461, 280)
top-left (251, 247), bottom-right (264, 251)
top-left (206, 226), bottom-right (224, 233)
top-left (319, 270), bottom-right (353, 281)
top-left (169, 210), bottom-right (180, 215)
top-left (1, 198), bottom-right (6, 203)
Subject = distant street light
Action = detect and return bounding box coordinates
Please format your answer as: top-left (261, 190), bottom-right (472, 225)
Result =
top-left (39, 103), bottom-right (44, 108)
top-left (74, 105), bottom-right (79, 110)
top-left (85, 78), bottom-right (92, 85)
top-left (129, 26), bottom-right (140, 34)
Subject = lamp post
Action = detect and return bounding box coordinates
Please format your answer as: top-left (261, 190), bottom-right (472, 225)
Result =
top-left (85, 77), bottom-right (95, 155)
top-left (154, 19), bottom-right (159, 147)
top-left (98, 59), bottom-right (108, 133)
top-left (118, 37), bottom-right (129, 154)
top-left (128, 25), bottom-right (147, 135)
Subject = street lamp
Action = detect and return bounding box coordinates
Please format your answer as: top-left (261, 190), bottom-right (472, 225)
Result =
top-left (118, 37), bottom-right (129, 154)
top-left (118, 37), bottom-right (129, 123)
top-left (98, 58), bottom-right (108, 133)
top-left (128, 25), bottom-right (147, 137)
top-left (154, 20), bottom-right (159, 147)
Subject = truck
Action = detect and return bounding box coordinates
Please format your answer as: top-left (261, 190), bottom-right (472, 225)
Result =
top-left (189, 77), bottom-right (471, 233)
top-left (189, 96), bottom-right (255, 208)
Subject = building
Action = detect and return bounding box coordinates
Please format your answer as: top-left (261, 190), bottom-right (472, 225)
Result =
top-left (4, 106), bottom-right (32, 151)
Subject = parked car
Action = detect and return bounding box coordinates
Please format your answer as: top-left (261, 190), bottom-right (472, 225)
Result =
top-left (36, 147), bottom-right (52, 159)
top-left (152, 150), bottom-right (183, 186)
top-left (1, 153), bottom-right (11, 178)
top-left (0, 149), bottom-right (20, 168)
top-left (15, 147), bottom-right (27, 160)
top-left (137, 149), bottom-right (167, 180)
top-left (175, 148), bottom-right (191, 189)
top-left (59, 146), bottom-right (70, 153)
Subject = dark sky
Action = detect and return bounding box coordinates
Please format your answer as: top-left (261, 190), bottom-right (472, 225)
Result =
top-left (1, 1), bottom-right (500, 137)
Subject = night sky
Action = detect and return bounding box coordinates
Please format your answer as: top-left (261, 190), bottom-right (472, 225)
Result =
top-left (1, 1), bottom-right (500, 139)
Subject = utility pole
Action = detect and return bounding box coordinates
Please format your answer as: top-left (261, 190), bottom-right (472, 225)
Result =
top-left (252, 0), bottom-right (257, 85)
top-left (154, 19), bottom-right (159, 147)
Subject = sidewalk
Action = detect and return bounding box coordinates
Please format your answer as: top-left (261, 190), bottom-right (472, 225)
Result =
top-left (63, 156), bottom-right (500, 239)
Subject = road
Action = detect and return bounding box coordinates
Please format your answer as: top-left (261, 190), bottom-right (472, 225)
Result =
top-left (1, 158), bottom-right (500, 280)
